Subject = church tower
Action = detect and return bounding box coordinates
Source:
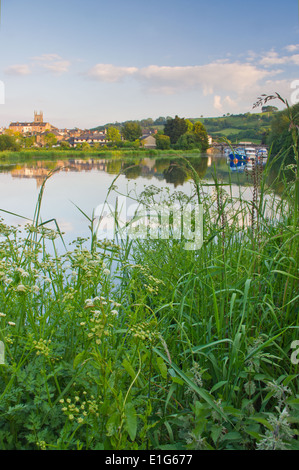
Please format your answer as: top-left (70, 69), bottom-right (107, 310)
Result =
top-left (34, 111), bottom-right (43, 123)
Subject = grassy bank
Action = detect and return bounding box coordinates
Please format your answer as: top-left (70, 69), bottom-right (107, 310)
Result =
top-left (0, 134), bottom-right (298, 450)
top-left (0, 148), bottom-right (205, 164)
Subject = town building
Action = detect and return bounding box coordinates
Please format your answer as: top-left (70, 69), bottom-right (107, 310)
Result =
top-left (9, 111), bottom-right (56, 135)
top-left (68, 132), bottom-right (108, 147)
top-left (140, 134), bottom-right (157, 149)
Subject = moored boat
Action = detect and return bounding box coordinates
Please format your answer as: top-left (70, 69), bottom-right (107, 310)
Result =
top-left (257, 147), bottom-right (268, 160)
top-left (245, 147), bottom-right (257, 162)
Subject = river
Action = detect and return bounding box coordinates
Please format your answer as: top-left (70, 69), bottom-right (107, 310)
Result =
top-left (0, 151), bottom-right (271, 250)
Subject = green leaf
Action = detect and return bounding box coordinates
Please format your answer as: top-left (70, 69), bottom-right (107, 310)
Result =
top-left (153, 347), bottom-right (231, 423)
top-left (73, 351), bottom-right (86, 369)
top-left (221, 431), bottom-right (242, 441)
top-left (122, 358), bottom-right (136, 380)
top-left (249, 416), bottom-right (274, 431)
top-left (245, 328), bottom-right (288, 361)
top-left (124, 403), bottom-right (137, 441)
top-left (106, 412), bottom-right (121, 437)
top-left (156, 356), bottom-right (168, 379)
top-left (211, 425), bottom-right (223, 444)
top-left (191, 338), bottom-right (233, 354)
top-left (210, 381), bottom-right (227, 393)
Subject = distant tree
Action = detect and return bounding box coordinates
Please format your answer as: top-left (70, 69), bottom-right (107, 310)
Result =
top-left (193, 121), bottom-right (209, 150)
top-left (154, 116), bottom-right (166, 126)
top-left (262, 105), bottom-right (278, 113)
top-left (107, 126), bottom-right (121, 143)
top-left (155, 134), bottom-right (171, 150)
top-left (81, 142), bottom-right (91, 151)
top-left (164, 115), bottom-right (188, 144)
top-left (140, 118), bottom-right (154, 128)
top-left (121, 122), bottom-right (142, 142)
top-left (23, 135), bottom-right (36, 148)
top-left (175, 132), bottom-right (198, 150)
top-left (59, 141), bottom-right (71, 150)
top-left (44, 133), bottom-right (57, 148)
top-left (185, 119), bottom-right (194, 132)
top-left (0, 134), bottom-right (20, 151)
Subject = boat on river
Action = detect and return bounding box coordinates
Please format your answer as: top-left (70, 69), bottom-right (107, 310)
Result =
top-left (257, 147), bottom-right (268, 160)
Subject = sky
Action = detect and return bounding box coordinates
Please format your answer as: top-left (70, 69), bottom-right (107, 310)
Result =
top-left (0, 0), bottom-right (299, 129)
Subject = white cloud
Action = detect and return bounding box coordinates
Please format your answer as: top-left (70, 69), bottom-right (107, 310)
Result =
top-left (260, 50), bottom-right (299, 67)
top-left (88, 64), bottom-right (138, 82)
top-left (213, 95), bottom-right (223, 112)
top-left (31, 54), bottom-right (71, 74)
top-left (4, 64), bottom-right (31, 76)
top-left (284, 44), bottom-right (299, 52)
top-left (4, 54), bottom-right (71, 77)
top-left (223, 95), bottom-right (238, 108)
top-left (88, 61), bottom-right (273, 96)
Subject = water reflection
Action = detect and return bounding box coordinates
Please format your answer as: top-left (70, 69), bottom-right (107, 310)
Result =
top-left (0, 153), bottom-right (257, 189)
top-left (0, 153), bottom-right (277, 250)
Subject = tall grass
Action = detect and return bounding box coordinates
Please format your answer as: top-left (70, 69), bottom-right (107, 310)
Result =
top-left (0, 99), bottom-right (298, 450)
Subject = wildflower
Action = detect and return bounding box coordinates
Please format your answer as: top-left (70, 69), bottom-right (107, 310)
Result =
top-left (111, 310), bottom-right (118, 316)
top-left (16, 284), bottom-right (26, 292)
top-left (8, 322), bottom-right (16, 326)
top-left (103, 268), bottom-right (110, 276)
top-left (0, 312), bottom-right (6, 317)
top-left (37, 440), bottom-right (47, 450)
top-left (17, 267), bottom-right (29, 277)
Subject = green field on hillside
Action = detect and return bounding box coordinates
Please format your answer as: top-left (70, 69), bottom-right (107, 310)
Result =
top-left (93, 111), bottom-right (276, 146)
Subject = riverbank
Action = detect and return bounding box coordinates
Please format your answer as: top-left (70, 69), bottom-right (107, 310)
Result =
top-left (0, 147), bottom-right (211, 163)
top-left (0, 155), bottom-right (298, 450)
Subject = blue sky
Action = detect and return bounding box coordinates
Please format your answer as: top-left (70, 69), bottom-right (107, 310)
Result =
top-left (0, 0), bottom-right (299, 128)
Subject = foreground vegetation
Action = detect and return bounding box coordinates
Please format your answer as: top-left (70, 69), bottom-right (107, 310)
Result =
top-left (0, 97), bottom-right (298, 451)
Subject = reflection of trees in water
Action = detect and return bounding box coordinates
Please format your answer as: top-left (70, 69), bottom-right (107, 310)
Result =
top-left (106, 159), bottom-right (122, 175)
top-left (187, 157), bottom-right (208, 179)
top-left (106, 157), bottom-right (209, 186)
top-left (122, 163), bottom-right (142, 179)
top-left (163, 157), bottom-right (209, 187)
top-left (163, 162), bottom-right (188, 187)
top-left (154, 158), bottom-right (172, 173)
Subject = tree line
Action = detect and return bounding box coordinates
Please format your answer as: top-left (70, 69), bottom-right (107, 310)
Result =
top-left (107, 115), bottom-right (210, 151)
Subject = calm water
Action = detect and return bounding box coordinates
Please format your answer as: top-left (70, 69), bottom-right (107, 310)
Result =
top-left (0, 152), bottom-right (264, 248)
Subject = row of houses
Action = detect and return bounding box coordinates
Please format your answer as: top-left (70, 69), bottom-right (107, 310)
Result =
top-left (4, 111), bottom-right (212, 149)
top-left (4, 111), bottom-right (158, 148)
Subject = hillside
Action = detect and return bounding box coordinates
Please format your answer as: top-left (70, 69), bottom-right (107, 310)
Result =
top-left (195, 111), bottom-right (275, 144)
top-left (91, 110), bottom-right (277, 145)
